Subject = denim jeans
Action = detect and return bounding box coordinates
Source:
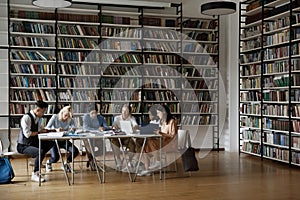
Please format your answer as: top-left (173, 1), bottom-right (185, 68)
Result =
top-left (17, 141), bottom-right (54, 172)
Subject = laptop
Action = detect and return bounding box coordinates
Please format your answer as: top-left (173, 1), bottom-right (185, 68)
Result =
top-left (140, 123), bottom-right (160, 135)
top-left (120, 120), bottom-right (133, 134)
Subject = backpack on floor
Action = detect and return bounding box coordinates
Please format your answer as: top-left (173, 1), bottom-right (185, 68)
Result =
top-left (0, 157), bottom-right (15, 184)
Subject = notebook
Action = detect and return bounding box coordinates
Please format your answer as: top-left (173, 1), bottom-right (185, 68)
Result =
top-left (120, 120), bottom-right (133, 134)
top-left (140, 123), bottom-right (160, 135)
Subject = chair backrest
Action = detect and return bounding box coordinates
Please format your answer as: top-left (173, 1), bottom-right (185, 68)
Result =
top-left (177, 129), bottom-right (188, 150)
top-left (0, 133), bottom-right (10, 153)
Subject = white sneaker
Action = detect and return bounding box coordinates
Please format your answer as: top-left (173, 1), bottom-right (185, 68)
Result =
top-left (31, 171), bottom-right (45, 182)
top-left (46, 160), bottom-right (52, 172)
top-left (137, 170), bottom-right (151, 176)
top-left (148, 161), bottom-right (161, 170)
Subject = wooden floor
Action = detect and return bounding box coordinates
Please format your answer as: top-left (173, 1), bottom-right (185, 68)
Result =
top-left (1, 151), bottom-right (299, 200)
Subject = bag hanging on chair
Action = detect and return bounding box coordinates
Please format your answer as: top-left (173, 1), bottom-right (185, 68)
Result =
top-left (0, 157), bottom-right (15, 184)
top-left (180, 132), bottom-right (199, 172)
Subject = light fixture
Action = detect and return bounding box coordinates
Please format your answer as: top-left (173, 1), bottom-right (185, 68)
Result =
top-left (72, 0), bottom-right (171, 8)
top-left (32, 0), bottom-right (72, 8)
top-left (201, 1), bottom-right (236, 16)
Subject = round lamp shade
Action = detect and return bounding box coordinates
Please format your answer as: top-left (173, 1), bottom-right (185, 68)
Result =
top-left (32, 0), bottom-right (72, 8)
top-left (201, 1), bottom-right (236, 16)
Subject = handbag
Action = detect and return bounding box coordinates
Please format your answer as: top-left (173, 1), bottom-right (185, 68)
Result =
top-left (0, 157), bottom-right (15, 184)
top-left (180, 132), bottom-right (199, 172)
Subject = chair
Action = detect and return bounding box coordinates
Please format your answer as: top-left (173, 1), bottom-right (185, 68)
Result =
top-left (0, 133), bottom-right (31, 175)
top-left (161, 129), bottom-right (191, 176)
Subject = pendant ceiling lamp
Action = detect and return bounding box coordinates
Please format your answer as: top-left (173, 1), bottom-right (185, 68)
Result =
top-left (201, 1), bottom-right (236, 16)
top-left (32, 0), bottom-right (72, 8)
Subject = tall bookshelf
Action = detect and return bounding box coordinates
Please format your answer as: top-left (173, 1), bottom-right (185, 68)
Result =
top-left (239, 0), bottom-right (300, 166)
top-left (5, 0), bottom-right (220, 150)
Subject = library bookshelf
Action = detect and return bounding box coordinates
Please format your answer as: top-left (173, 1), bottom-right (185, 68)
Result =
top-left (239, 0), bottom-right (300, 166)
top-left (0, 0), bottom-right (220, 151)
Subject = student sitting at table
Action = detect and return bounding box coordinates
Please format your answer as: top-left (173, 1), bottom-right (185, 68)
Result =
top-left (45, 105), bottom-right (79, 173)
top-left (17, 100), bottom-right (55, 182)
top-left (138, 104), bottom-right (178, 176)
top-left (83, 103), bottom-right (110, 169)
top-left (111, 103), bottom-right (139, 171)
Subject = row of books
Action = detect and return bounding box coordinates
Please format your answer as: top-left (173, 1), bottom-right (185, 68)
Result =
top-left (263, 60), bottom-right (290, 75)
top-left (292, 136), bottom-right (300, 149)
top-left (264, 30), bottom-right (290, 47)
top-left (58, 64), bottom-right (101, 75)
top-left (240, 103), bottom-right (261, 115)
top-left (59, 77), bottom-right (100, 88)
top-left (292, 152), bottom-right (300, 164)
top-left (143, 78), bottom-right (180, 89)
top-left (102, 77), bottom-right (141, 89)
top-left (10, 103), bottom-right (56, 115)
top-left (240, 52), bottom-right (261, 64)
top-left (11, 63), bottom-right (56, 74)
top-left (263, 146), bottom-right (289, 162)
top-left (263, 90), bottom-right (289, 101)
top-left (263, 118), bottom-right (289, 131)
top-left (11, 51), bottom-right (55, 61)
top-left (263, 104), bottom-right (289, 117)
top-left (183, 43), bottom-right (218, 54)
top-left (143, 90), bottom-right (178, 101)
top-left (183, 67), bottom-right (217, 78)
top-left (102, 40), bottom-right (142, 51)
top-left (182, 103), bottom-right (215, 114)
top-left (102, 65), bottom-right (139, 76)
top-left (242, 130), bottom-right (261, 141)
top-left (240, 91), bottom-right (261, 102)
top-left (264, 132), bottom-right (289, 147)
top-left (69, 91), bottom-right (99, 101)
top-left (240, 77), bottom-right (261, 89)
top-left (143, 41), bottom-right (178, 52)
top-left (183, 31), bottom-right (217, 42)
top-left (182, 19), bottom-right (217, 29)
top-left (240, 116), bottom-right (261, 128)
top-left (184, 90), bottom-right (214, 101)
top-left (264, 46), bottom-right (290, 60)
top-left (143, 54), bottom-right (178, 64)
top-left (58, 37), bottom-right (98, 49)
top-left (183, 54), bottom-right (218, 65)
top-left (10, 36), bottom-right (51, 47)
top-left (241, 25), bottom-right (261, 39)
top-left (240, 64), bottom-right (261, 76)
top-left (185, 79), bottom-right (217, 90)
top-left (11, 89), bottom-right (56, 102)
top-left (264, 15), bottom-right (290, 32)
top-left (181, 115), bottom-right (215, 125)
top-left (58, 24), bottom-right (99, 36)
top-left (11, 22), bottom-right (54, 34)
top-left (101, 27), bottom-right (141, 38)
top-left (241, 37), bottom-right (261, 52)
top-left (143, 29), bottom-right (179, 40)
top-left (242, 142), bottom-right (261, 155)
top-left (101, 103), bottom-right (141, 114)
top-left (11, 76), bottom-right (56, 88)
top-left (101, 90), bottom-right (141, 101)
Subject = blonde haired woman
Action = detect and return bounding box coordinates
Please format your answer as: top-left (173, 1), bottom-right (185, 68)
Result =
top-left (45, 105), bottom-right (79, 172)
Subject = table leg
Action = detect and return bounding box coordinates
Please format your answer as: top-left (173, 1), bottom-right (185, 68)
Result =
top-left (87, 138), bottom-right (102, 183)
top-left (56, 140), bottom-right (70, 185)
top-left (118, 137), bottom-right (132, 182)
top-left (38, 138), bottom-right (41, 186)
top-left (132, 137), bottom-right (147, 182)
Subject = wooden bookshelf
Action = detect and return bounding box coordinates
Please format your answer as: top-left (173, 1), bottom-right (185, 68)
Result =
top-left (239, 0), bottom-right (300, 165)
top-left (4, 1), bottom-right (220, 150)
